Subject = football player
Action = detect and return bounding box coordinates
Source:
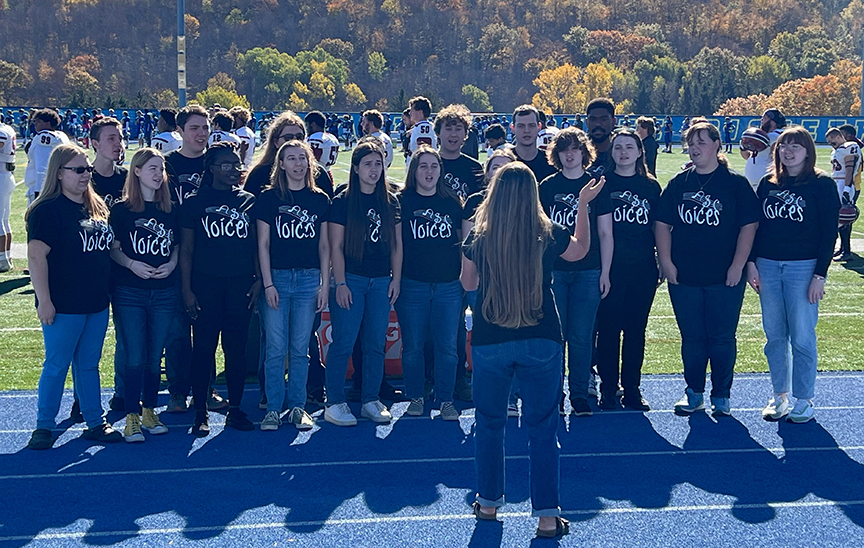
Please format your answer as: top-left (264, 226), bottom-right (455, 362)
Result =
top-left (742, 108), bottom-right (785, 190)
top-left (305, 110), bottom-right (340, 170)
top-left (208, 111), bottom-right (242, 148)
top-left (536, 111), bottom-right (560, 152)
top-left (230, 106), bottom-right (256, 168)
top-left (151, 109), bottom-right (183, 155)
top-left (0, 120), bottom-right (16, 271)
top-left (361, 109), bottom-right (393, 168)
top-left (406, 96), bottom-right (437, 165)
top-left (827, 126), bottom-right (859, 261)
top-left (24, 109), bottom-right (69, 204)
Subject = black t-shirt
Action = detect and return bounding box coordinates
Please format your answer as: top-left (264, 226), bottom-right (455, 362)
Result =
top-left (398, 189), bottom-right (463, 283)
top-left (330, 190), bottom-right (401, 278)
top-left (656, 165), bottom-right (762, 286)
top-left (590, 147), bottom-right (612, 176)
top-left (255, 187), bottom-right (331, 271)
top-left (752, 173), bottom-right (840, 277)
top-left (463, 190), bottom-right (486, 221)
top-left (515, 148), bottom-right (556, 182)
top-left (606, 172), bottom-right (661, 265)
top-left (27, 194), bottom-right (114, 314)
top-left (539, 171), bottom-right (613, 271)
top-left (109, 201), bottom-right (179, 289)
top-left (642, 136), bottom-right (659, 177)
top-left (441, 154), bottom-right (484, 201)
top-left (463, 224), bottom-right (570, 346)
top-left (91, 166), bottom-right (127, 209)
top-left (165, 151), bottom-right (204, 206)
top-left (245, 161), bottom-right (334, 198)
top-left (179, 185), bottom-right (257, 277)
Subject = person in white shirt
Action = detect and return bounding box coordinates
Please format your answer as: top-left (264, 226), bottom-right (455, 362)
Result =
top-left (407, 96), bottom-right (437, 165)
top-left (827, 126), bottom-right (859, 261)
top-left (304, 110), bottom-right (340, 170)
top-left (24, 109), bottom-right (69, 205)
top-left (230, 106), bottom-right (256, 168)
top-left (151, 109), bottom-right (183, 155)
top-left (536, 112), bottom-right (560, 152)
top-left (207, 111), bottom-right (242, 149)
top-left (0, 121), bottom-right (16, 271)
top-left (360, 109), bottom-right (393, 168)
top-left (742, 108), bottom-right (786, 191)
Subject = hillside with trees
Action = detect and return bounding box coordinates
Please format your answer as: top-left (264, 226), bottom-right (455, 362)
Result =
top-left (0, 0), bottom-right (861, 115)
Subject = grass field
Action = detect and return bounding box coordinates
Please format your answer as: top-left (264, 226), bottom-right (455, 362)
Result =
top-left (0, 140), bottom-right (862, 392)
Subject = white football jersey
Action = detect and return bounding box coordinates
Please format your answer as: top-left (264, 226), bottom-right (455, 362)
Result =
top-left (831, 141), bottom-right (859, 198)
top-left (0, 123), bottom-right (16, 164)
top-left (234, 126), bottom-right (256, 168)
top-left (307, 131), bottom-right (340, 168)
top-left (408, 121), bottom-right (437, 160)
top-left (25, 129), bottom-right (69, 197)
top-left (371, 131), bottom-right (394, 168)
top-left (537, 126), bottom-right (560, 152)
top-left (151, 131), bottom-right (183, 155)
top-left (744, 128), bottom-right (782, 191)
top-left (208, 129), bottom-right (241, 148)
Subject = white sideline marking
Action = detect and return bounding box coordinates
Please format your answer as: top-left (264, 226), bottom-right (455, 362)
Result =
top-left (0, 446), bottom-right (863, 481)
top-left (0, 500), bottom-right (863, 541)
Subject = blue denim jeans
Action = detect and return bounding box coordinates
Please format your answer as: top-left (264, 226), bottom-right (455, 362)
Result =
top-left (472, 338), bottom-right (563, 517)
top-left (395, 278), bottom-right (462, 401)
top-left (668, 280), bottom-right (746, 398)
top-left (326, 273), bottom-right (392, 405)
top-left (552, 268), bottom-right (601, 400)
top-left (112, 285), bottom-right (178, 414)
top-left (37, 308), bottom-right (109, 430)
top-left (755, 258), bottom-right (819, 400)
top-left (260, 268), bottom-right (320, 412)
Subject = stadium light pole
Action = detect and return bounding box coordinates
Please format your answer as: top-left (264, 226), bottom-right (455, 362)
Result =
top-left (177, 0), bottom-right (187, 108)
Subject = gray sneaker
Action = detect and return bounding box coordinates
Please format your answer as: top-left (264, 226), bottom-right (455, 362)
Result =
top-left (439, 402), bottom-right (459, 421)
top-left (288, 407), bottom-right (315, 430)
top-left (787, 399), bottom-right (815, 423)
top-left (406, 398), bottom-right (424, 416)
top-left (711, 397), bottom-right (731, 417)
top-left (674, 388), bottom-right (705, 415)
top-left (260, 411), bottom-right (281, 431)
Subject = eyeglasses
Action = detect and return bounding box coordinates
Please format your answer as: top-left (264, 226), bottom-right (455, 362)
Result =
top-left (215, 162), bottom-right (245, 172)
top-left (277, 132), bottom-right (305, 142)
top-left (61, 165), bottom-right (95, 174)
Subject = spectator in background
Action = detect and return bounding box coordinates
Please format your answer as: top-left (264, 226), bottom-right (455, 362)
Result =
top-left (663, 116), bottom-right (673, 153)
top-left (636, 116), bottom-right (659, 177)
top-left (723, 117), bottom-right (735, 153)
top-left (586, 98), bottom-right (616, 172)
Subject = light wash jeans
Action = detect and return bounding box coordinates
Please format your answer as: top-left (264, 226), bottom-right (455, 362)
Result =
top-left (326, 273), bottom-right (392, 405)
top-left (756, 258), bottom-right (819, 400)
top-left (259, 268), bottom-right (320, 412)
top-left (472, 338), bottom-right (563, 517)
top-left (552, 268), bottom-right (601, 401)
top-left (36, 308), bottom-right (109, 430)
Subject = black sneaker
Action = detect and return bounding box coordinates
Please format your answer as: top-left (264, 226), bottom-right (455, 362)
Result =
top-left (570, 398), bottom-right (593, 417)
top-left (623, 391), bottom-right (651, 411)
top-left (193, 411), bottom-right (210, 438)
top-left (68, 398), bottom-right (83, 423)
top-left (81, 423), bottom-right (123, 443)
top-left (226, 408), bottom-right (254, 431)
top-left (599, 392), bottom-right (621, 410)
top-left (109, 395), bottom-right (125, 412)
top-left (453, 378), bottom-right (473, 402)
top-left (27, 428), bottom-right (54, 450)
top-left (306, 389), bottom-right (325, 406)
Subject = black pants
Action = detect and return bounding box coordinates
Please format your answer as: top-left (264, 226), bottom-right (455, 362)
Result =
top-left (595, 259), bottom-right (658, 396)
top-left (306, 313), bottom-right (325, 395)
top-left (190, 272), bottom-right (254, 411)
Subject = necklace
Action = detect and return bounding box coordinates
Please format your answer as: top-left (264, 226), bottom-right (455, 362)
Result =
top-left (687, 166), bottom-right (718, 192)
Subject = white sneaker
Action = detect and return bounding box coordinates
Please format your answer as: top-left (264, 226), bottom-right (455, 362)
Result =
top-left (762, 395), bottom-right (790, 421)
top-left (288, 407), bottom-right (315, 431)
top-left (787, 399), bottom-right (815, 423)
top-left (260, 410), bottom-right (281, 431)
top-left (324, 402), bottom-right (357, 427)
top-left (360, 400), bottom-right (392, 423)
top-left (406, 398), bottom-right (424, 416)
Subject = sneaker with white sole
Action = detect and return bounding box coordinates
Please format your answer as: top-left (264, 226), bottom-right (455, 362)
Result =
top-left (440, 402), bottom-right (459, 421)
top-left (324, 402), bottom-right (357, 426)
top-left (406, 398), bottom-right (424, 416)
top-left (674, 388), bottom-right (705, 415)
top-left (360, 400), bottom-right (392, 423)
top-left (288, 407), bottom-right (315, 430)
top-left (124, 413), bottom-right (145, 443)
top-left (507, 402), bottom-right (520, 417)
top-left (141, 408), bottom-right (168, 434)
top-left (260, 410), bottom-right (281, 431)
top-left (258, 394), bottom-right (268, 410)
top-left (787, 399), bottom-right (815, 423)
top-left (762, 395), bottom-right (790, 421)
top-left (711, 397), bottom-right (731, 417)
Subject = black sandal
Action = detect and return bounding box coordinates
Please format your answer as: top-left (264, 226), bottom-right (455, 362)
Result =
top-left (536, 516), bottom-right (569, 538)
top-left (472, 502), bottom-right (498, 521)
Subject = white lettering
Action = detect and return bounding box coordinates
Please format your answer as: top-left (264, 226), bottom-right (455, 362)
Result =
top-left (409, 218), bottom-right (453, 240)
top-left (201, 215), bottom-right (249, 239)
top-left (275, 216), bottom-right (317, 239)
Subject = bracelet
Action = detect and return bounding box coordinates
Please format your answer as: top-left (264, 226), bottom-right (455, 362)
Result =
top-left (264, 284), bottom-right (274, 289)
top-left (336, 282), bottom-right (347, 287)
top-left (813, 274), bottom-right (825, 281)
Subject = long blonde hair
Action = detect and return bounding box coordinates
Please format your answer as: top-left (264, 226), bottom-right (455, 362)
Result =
top-left (266, 140), bottom-right (324, 202)
top-left (254, 111), bottom-right (305, 169)
top-left (123, 148), bottom-right (172, 213)
top-left (471, 162), bottom-right (551, 328)
top-left (25, 144), bottom-right (108, 224)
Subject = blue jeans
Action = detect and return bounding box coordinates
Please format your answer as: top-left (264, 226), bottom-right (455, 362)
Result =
top-left (668, 280), bottom-right (746, 398)
top-left (260, 268), bottom-right (320, 412)
top-left (552, 268), bottom-right (601, 401)
top-left (472, 338), bottom-right (563, 517)
top-left (395, 278), bottom-right (462, 401)
top-left (112, 285), bottom-right (178, 414)
top-left (37, 308), bottom-right (109, 430)
top-left (756, 258), bottom-right (819, 400)
top-left (326, 273), bottom-right (392, 405)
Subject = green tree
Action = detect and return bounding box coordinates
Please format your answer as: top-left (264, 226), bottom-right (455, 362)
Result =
top-left (194, 86), bottom-right (250, 109)
top-left (746, 56), bottom-right (791, 95)
top-left (461, 84), bottom-right (493, 112)
top-left (681, 47), bottom-right (745, 115)
top-left (236, 47), bottom-right (301, 108)
top-left (0, 60), bottom-right (28, 105)
top-left (368, 51), bottom-right (388, 81)
top-left (343, 82), bottom-right (367, 108)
